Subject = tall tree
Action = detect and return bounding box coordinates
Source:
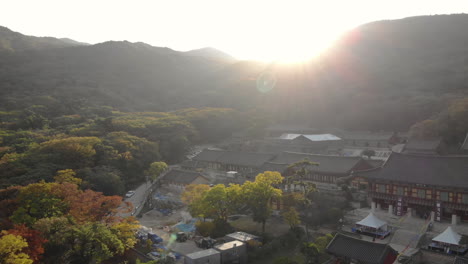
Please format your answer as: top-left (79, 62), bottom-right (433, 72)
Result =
top-left (242, 171), bottom-right (283, 233)
top-left (287, 159), bottom-right (319, 239)
top-left (282, 207), bottom-right (300, 229)
top-left (145, 161), bottom-right (168, 182)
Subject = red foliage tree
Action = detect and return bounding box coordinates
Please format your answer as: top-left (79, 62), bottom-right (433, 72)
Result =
top-left (4, 224), bottom-right (47, 263)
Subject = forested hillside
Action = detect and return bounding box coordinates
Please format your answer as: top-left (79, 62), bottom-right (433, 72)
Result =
top-left (0, 26), bottom-right (86, 52)
top-left (1, 15), bottom-right (468, 130)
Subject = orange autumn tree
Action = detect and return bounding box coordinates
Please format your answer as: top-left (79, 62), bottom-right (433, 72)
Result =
top-left (4, 180), bottom-right (138, 263)
top-left (3, 225), bottom-right (47, 263)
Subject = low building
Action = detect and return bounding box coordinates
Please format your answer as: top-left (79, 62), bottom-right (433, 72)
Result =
top-left (271, 151), bottom-right (373, 187)
top-left (214, 240), bottom-right (247, 264)
top-left (260, 133), bottom-right (343, 154)
top-left (192, 149), bottom-right (276, 175)
top-left (403, 138), bottom-right (443, 155)
top-left (225, 232), bottom-right (260, 245)
top-left (326, 233), bottom-right (398, 264)
top-left (339, 131), bottom-right (400, 148)
top-left (159, 169), bottom-right (209, 191)
top-left (363, 152), bottom-right (468, 222)
top-left (265, 124), bottom-right (319, 137)
top-left (184, 248), bottom-right (221, 264)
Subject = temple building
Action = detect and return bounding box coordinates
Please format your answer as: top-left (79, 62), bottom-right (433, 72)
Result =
top-left (359, 152), bottom-right (468, 223)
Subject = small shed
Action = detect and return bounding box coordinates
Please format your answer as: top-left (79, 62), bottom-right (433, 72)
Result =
top-left (184, 248), bottom-right (221, 264)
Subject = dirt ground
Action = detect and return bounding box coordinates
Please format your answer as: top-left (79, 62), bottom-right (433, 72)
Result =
top-left (138, 187), bottom-right (202, 257)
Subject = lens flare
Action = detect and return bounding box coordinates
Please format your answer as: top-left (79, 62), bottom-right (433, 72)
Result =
top-left (256, 71), bottom-right (277, 93)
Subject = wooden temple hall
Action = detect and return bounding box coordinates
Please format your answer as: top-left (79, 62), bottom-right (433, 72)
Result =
top-left (356, 153), bottom-right (468, 223)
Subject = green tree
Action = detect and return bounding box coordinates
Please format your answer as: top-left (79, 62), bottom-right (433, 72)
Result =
top-left (242, 171), bottom-right (283, 233)
top-left (199, 184), bottom-right (242, 222)
top-left (315, 234), bottom-right (333, 253)
top-left (67, 222), bottom-right (125, 264)
top-left (10, 182), bottom-right (68, 226)
top-left (301, 242), bottom-right (320, 264)
top-left (282, 207), bottom-right (300, 229)
top-left (0, 234), bottom-right (33, 264)
top-left (54, 169), bottom-right (82, 185)
top-left (287, 159), bottom-right (318, 239)
top-left (145, 161), bottom-right (168, 182)
top-left (181, 184), bottom-right (210, 205)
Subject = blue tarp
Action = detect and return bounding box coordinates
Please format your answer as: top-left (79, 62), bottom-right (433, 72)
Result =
top-left (175, 219), bottom-right (196, 233)
top-left (153, 193), bottom-right (169, 200)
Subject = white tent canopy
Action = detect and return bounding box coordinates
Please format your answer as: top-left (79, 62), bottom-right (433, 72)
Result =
top-left (432, 226), bottom-right (462, 246)
top-left (356, 213), bottom-right (388, 230)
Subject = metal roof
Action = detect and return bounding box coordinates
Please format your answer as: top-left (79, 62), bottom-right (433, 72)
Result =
top-left (185, 248), bottom-right (220, 259)
top-left (214, 240), bottom-right (245, 251)
top-left (279, 133), bottom-right (341, 141)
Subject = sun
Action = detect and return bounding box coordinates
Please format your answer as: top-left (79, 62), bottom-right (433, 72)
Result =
top-left (232, 23), bottom-right (339, 63)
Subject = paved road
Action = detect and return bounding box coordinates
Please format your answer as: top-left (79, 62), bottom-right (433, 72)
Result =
top-left (120, 181), bottom-right (152, 218)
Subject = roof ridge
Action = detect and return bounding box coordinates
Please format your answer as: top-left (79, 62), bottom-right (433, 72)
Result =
top-left (282, 151), bottom-right (361, 159)
top-left (392, 151), bottom-right (468, 159)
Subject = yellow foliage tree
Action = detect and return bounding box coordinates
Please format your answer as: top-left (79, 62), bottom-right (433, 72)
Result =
top-left (0, 234), bottom-right (33, 264)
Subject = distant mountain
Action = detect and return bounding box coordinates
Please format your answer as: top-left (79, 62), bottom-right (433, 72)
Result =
top-left (184, 47), bottom-right (236, 61)
top-left (1, 14), bottom-right (468, 132)
top-left (59, 38), bottom-right (89, 46)
top-left (0, 26), bottom-right (85, 52)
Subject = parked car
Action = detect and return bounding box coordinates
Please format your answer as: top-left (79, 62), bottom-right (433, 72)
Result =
top-left (148, 233), bottom-right (163, 244)
top-left (152, 244), bottom-right (168, 251)
top-left (169, 252), bottom-right (182, 260)
top-left (176, 232), bottom-right (188, 242)
top-left (147, 251), bottom-right (161, 260)
top-left (195, 237), bottom-right (216, 249)
top-left (125, 190), bottom-right (135, 198)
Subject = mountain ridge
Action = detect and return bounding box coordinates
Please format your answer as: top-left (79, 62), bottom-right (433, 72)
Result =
top-left (1, 14), bottom-right (468, 132)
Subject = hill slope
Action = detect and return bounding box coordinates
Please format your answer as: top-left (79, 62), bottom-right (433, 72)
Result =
top-left (0, 26), bottom-right (86, 52)
top-left (1, 14), bottom-right (468, 131)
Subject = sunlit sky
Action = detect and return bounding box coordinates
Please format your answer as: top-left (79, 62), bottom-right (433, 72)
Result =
top-left (1, 0), bottom-right (468, 62)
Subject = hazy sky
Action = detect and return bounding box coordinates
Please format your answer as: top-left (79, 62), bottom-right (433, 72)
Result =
top-left (2, 0), bottom-right (468, 61)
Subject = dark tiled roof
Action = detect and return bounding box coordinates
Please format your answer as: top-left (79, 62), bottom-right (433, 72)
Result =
top-left (192, 149), bottom-right (225, 161)
top-left (340, 131), bottom-right (394, 141)
top-left (352, 167), bottom-right (382, 178)
top-left (160, 169), bottom-right (208, 184)
top-left (193, 149), bottom-right (275, 168)
top-left (180, 160), bottom-right (199, 168)
top-left (461, 133), bottom-right (468, 150)
top-left (257, 162), bottom-right (289, 174)
top-left (366, 152), bottom-right (468, 188)
top-left (271, 151), bottom-right (366, 174)
top-left (454, 256), bottom-right (468, 264)
top-left (326, 233), bottom-right (398, 264)
top-left (403, 138), bottom-right (441, 153)
top-left (367, 159), bottom-right (384, 168)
